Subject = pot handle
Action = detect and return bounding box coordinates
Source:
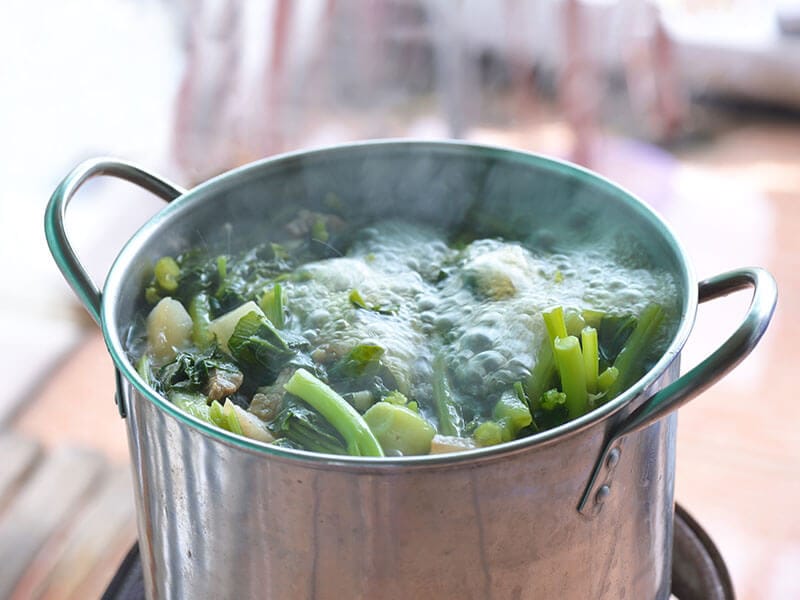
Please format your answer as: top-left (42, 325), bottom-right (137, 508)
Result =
top-left (45, 158), bottom-right (186, 326)
top-left (578, 267), bottom-right (777, 517)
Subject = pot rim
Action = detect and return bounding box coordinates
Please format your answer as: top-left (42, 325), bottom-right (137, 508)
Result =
top-left (101, 138), bottom-right (697, 467)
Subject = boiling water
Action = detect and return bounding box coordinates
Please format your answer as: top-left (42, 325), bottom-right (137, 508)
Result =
top-left (282, 220), bottom-right (677, 419)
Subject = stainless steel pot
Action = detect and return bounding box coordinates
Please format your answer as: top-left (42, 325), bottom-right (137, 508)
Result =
top-left (46, 141), bottom-right (777, 600)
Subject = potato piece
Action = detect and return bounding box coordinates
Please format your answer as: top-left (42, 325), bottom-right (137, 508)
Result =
top-left (234, 405), bottom-right (275, 443)
top-left (146, 297), bottom-right (193, 364)
top-left (429, 434), bottom-right (478, 455)
top-left (208, 301), bottom-right (264, 353)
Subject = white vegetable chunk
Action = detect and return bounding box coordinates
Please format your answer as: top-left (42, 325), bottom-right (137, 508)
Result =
top-left (234, 405), bottom-right (275, 443)
top-left (208, 301), bottom-right (265, 354)
top-left (429, 434), bottom-right (478, 454)
top-left (146, 297), bottom-right (193, 363)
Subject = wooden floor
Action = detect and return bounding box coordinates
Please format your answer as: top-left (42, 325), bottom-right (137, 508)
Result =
top-left (0, 433), bottom-right (136, 600)
top-left (2, 117), bottom-right (798, 599)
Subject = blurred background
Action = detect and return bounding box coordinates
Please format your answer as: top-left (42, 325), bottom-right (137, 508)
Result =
top-left (1, 0), bottom-right (798, 598)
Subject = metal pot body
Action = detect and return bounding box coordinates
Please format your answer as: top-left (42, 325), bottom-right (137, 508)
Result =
top-left (124, 370), bottom-right (677, 600)
top-left (45, 141), bottom-right (777, 600)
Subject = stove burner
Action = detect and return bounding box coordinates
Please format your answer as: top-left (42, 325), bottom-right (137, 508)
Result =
top-left (103, 503), bottom-right (734, 600)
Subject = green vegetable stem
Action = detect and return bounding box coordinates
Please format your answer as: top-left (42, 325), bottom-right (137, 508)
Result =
top-left (432, 354), bottom-right (463, 436)
top-left (606, 303), bottom-right (665, 399)
top-left (189, 293), bottom-right (214, 349)
top-left (553, 335), bottom-right (589, 419)
top-left (525, 339), bottom-right (557, 408)
top-left (260, 283), bottom-right (285, 329)
top-left (284, 368), bottom-right (384, 457)
top-left (581, 327), bottom-right (599, 394)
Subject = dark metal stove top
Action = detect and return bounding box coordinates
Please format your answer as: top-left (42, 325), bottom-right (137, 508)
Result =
top-left (103, 504), bottom-right (733, 600)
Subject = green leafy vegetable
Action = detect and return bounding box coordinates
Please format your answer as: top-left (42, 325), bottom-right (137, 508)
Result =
top-left (606, 304), bottom-right (665, 398)
top-left (598, 314), bottom-right (638, 366)
top-left (329, 344), bottom-right (384, 380)
top-left (259, 283), bottom-right (285, 328)
top-left (227, 311), bottom-right (295, 380)
top-left (284, 368), bottom-right (384, 457)
top-left (272, 396), bottom-right (348, 454)
top-left (348, 289), bottom-right (397, 315)
top-left (349, 289), bottom-right (368, 310)
top-left (157, 347), bottom-right (241, 394)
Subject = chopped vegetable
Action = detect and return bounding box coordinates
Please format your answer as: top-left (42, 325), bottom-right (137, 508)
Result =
top-left (171, 391), bottom-right (211, 421)
top-left (363, 402), bottom-right (435, 456)
top-left (430, 434), bottom-right (478, 454)
top-left (532, 389), bottom-right (569, 430)
top-left (189, 293), bottom-right (214, 349)
top-left (525, 339), bottom-right (557, 407)
top-left (260, 283), bottom-right (285, 329)
top-left (349, 289), bottom-right (368, 310)
top-left (581, 327), bottom-right (599, 394)
top-left (432, 354), bottom-right (463, 436)
top-left (473, 421), bottom-right (507, 446)
top-left (607, 304), bottom-right (665, 398)
top-left (284, 368), bottom-right (384, 457)
top-left (226, 310), bottom-right (295, 381)
top-left (348, 289), bottom-right (397, 315)
top-left (597, 366), bottom-right (619, 393)
top-left (492, 391), bottom-right (533, 438)
top-left (543, 306), bottom-right (568, 350)
top-left (208, 301), bottom-right (265, 353)
top-left (234, 405), bottom-right (275, 442)
top-left (553, 336), bottom-right (589, 419)
top-left (598, 314), bottom-right (638, 366)
top-left (382, 390), bottom-right (418, 413)
top-left (158, 348), bottom-right (241, 395)
top-left (344, 390), bottom-right (375, 413)
top-left (154, 257), bottom-right (181, 292)
top-left (273, 397), bottom-right (347, 454)
top-left (146, 297), bottom-right (193, 364)
top-left (328, 344), bottom-right (384, 381)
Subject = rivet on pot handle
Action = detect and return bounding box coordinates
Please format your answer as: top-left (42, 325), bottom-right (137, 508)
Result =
top-left (578, 267), bottom-right (778, 517)
top-left (45, 158), bottom-right (186, 416)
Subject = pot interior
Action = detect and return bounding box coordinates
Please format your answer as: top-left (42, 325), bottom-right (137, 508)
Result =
top-left (103, 140), bottom-right (695, 458)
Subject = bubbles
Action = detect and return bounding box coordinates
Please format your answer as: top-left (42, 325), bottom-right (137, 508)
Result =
top-left (308, 309), bottom-right (330, 327)
top-left (283, 219), bottom-right (678, 422)
top-left (416, 295), bottom-right (438, 311)
top-left (459, 328), bottom-right (494, 353)
top-left (472, 350), bottom-right (505, 373)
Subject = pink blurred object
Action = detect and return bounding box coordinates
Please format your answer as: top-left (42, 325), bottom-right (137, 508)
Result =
top-left (168, 0), bottom-right (686, 181)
